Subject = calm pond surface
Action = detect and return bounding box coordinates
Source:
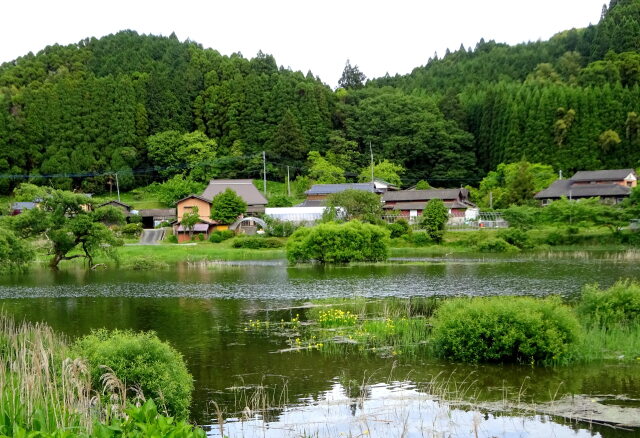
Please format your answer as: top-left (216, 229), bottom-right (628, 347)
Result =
top-left (1, 254), bottom-right (640, 437)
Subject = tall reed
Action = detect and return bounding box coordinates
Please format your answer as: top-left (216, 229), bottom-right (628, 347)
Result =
top-left (0, 314), bottom-right (94, 434)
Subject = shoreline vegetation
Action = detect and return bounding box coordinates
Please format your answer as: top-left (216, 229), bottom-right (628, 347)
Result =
top-left (24, 228), bottom-right (640, 271)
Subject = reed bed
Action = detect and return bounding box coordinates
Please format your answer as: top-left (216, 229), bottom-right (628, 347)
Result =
top-left (0, 314), bottom-right (94, 434)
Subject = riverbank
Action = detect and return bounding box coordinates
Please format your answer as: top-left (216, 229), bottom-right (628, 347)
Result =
top-left (28, 229), bottom-right (640, 270)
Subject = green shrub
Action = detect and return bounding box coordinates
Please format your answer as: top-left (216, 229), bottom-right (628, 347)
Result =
top-left (431, 297), bottom-right (582, 364)
top-left (477, 237), bottom-right (519, 253)
top-left (497, 228), bottom-right (534, 249)
top-left (387, 219), bottom-right (411, 239)
top-left (287, 221), bottom-right (389, 263)
top-left (72, 330), bottom-right (193, 419)
top-left (120, 223), bottom-right (143, 237)
top-left (94, 399), bottom-right (206, 438)
top-left (578, 280), bottom-right (640, 326)
top-left (128, 214), bottom-right (143, 224)
top-left (501, 205), bottom-right (541, 230)
top-left (410, 231), bottom-right (432, 246)
top-left (208, 229), bottom-right (235, 243)
top-left (166, 234), bottom-right (178, 243)
top-left (231, 236), bottom-right (284, 249)
top-left (196, 233), bottom-right (205, 241)
top-left (264, 217), bottom-right (302, 237)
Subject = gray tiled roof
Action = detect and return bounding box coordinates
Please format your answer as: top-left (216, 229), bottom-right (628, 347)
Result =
top-left (137, 209), bottom-right (176, 217)
top-left (571, 169), bottom-right (636, 182)
top-left (296, 199), bottom-right (327, 207)
top-left (305, 183), bottom-right (375, 195)
top-left (11, 202), bottom-right (37, 210)
top-left (535, 180), bottom-right (631, 199)
top-left (382, 189), bottom-right (467, 202)
top-left (201, 179), bottom-right (268, 205)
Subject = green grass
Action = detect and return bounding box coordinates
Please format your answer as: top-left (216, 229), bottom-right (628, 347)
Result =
top-left (575, 323), bottom-right (640, 362)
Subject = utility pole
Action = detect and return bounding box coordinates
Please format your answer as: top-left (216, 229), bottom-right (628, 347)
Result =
top-left (287, 166), bottom-right (291, 197)
top-left (489, 191), bottom-right (493, 209)
top-left (559, 170), bottom-right (563, 179)
top-left (115, 172), bottom-right (120, 202)
top-left (369, 141), bottom-right (374, 184)
top-left (262, 151), bottom-right (267, 195)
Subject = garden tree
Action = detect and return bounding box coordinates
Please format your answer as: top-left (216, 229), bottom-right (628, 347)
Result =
top-left (181, 206), bottom-right (201, 239)
top-left (325, 189), bottom-right (382, 223)
top-left (267, 195), bottom-right (294, 207)
top-left (147, 176), bottom-right (206, 207)
top-left (338, 60), bottom-right (366, 90)
top-left (0, 227), bottom-right (34, 271)
top-left (544, 197), bottom-right (630, 234)
top-left (358, 159), bottom-right (405, 187)
top-left (12, 183), bottom-right (51, 201)
top-left (210, 188), bottom-right (247, 224)
top-left (11, 190), bottom-right (125, 269)
top-left (307, 151), bottom-right (346, 184)
top-left (420, 199), bottom-right (449, 243)
top-left (415, 180), bottom-right (432, 190)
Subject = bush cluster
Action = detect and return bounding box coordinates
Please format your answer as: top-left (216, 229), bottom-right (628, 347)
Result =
top-left (287, 221), bottom-right (389, 263)
top-left (231, 236), bottom-right (284, 249)
top-left (208, 229), bottom-right (235, 243)
top-left (410, 231), bottom-right (432, 246)
top-left (264, 217), bottom-right (303, 237)
top-left (120, 223), bottom-right (143, 237)
top-left (431, 296), bottom-right (582, 364)
top-left (497, 228), bottom-right (534, 249)
top-left (72, 330), bottom-right (193, 419)
top-left (387, 219), bottom-right (411, 239)
top-left (578, 280), bottom-right (640, 326)
top-left (477, 237), bottom-right (519, 253)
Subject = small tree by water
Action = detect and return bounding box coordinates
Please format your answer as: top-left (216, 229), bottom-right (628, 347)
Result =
top-left (420, 199), bottom-right (449, 243)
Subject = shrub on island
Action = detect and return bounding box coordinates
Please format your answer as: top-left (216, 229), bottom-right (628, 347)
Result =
top-left (287, 221), bottom-right (389, 263)
top-left (431, 296), bottom-right (582, 364)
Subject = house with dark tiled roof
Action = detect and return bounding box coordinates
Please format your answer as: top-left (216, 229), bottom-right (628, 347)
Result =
top-left (382, 188), bottom-right (475, 221)
top-left (300, 180), bottom-right (397, 207)
top-left (173, 179), bottom-right (268, 242)
top-left (535, 169), bottom-right (637, 205)
top-left (97, 200), bottom-right (133, 216)
top-left (10, 202), bottom-right (37, 216)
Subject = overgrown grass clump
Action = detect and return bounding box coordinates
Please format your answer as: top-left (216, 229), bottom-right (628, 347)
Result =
top-left (577, 280), bottom-right (640, 326)
top-left (287, 221), bottom-right (389, 263)
top-left (72, 329), bottom-right (194, 420)
top-left (431, 297), bottom-right (582, 364)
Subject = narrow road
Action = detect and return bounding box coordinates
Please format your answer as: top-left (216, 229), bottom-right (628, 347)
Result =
top-left (139, 229), bottom-right (164, 245)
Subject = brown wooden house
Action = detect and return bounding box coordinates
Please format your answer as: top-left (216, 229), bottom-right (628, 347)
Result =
top-left (382, 188), bottom-right (475, 221)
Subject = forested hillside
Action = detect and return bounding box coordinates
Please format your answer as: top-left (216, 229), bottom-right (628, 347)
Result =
top-left (1, 0), bottom-right (639, 195)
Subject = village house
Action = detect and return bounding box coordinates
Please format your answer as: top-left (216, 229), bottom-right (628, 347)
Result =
top-left (300, 180), bottom-right (398, 207)
top-left (382, 188), bottom-right (475, 222)
top-left (174, 179), bottom-right (268, 242)
top-left (534, 169), bottom-right (637, 205)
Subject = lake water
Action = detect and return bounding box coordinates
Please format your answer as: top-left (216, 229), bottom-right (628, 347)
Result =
top-left (1, 254), bottom-right (639, 437)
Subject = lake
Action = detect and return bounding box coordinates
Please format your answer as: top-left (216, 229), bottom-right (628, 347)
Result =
top-left (1, 254), bottom-right (639, 437)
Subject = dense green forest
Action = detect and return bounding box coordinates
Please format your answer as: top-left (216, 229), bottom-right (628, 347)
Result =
top-left (1, 0), bottom-right (640, 195)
